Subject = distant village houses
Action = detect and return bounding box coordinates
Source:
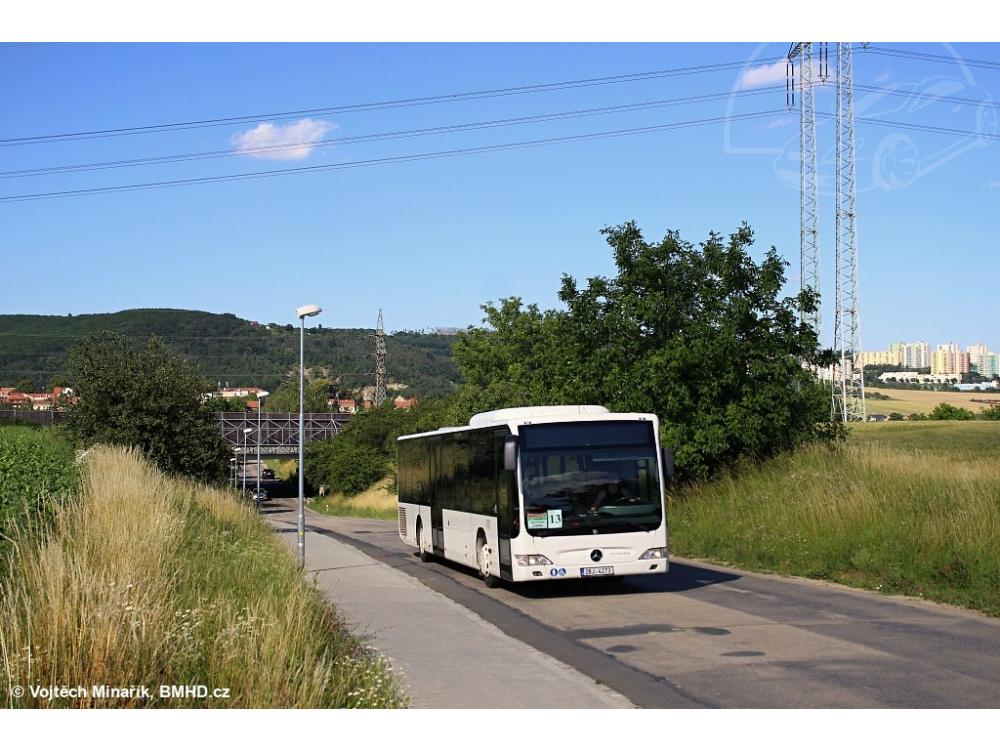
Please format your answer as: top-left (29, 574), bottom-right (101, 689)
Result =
top-left (0, 385), bottom-right (77, 411)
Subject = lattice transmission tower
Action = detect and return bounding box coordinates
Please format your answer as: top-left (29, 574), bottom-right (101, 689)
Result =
top-left (373, 309), bottom-right (387, 407)
top-left (787, 42), bottom-right (825, 335)
top-left (832, 42), bottom-right (866, 421)
top-left (787, 42), bottom-right (864, 422)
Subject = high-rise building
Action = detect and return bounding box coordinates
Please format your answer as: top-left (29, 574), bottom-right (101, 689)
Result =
top-left (890, 341), bottom-right (929, 369)
top-left (979, 352), bottom-right (1000, 379)
top-left (968, 343), bottom-right (990, 373)
top-left (931, 343), bottom-right (970, 375)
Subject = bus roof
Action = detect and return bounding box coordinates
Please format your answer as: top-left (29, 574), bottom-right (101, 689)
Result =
top-left (396, 405), bottom-right (658, 442)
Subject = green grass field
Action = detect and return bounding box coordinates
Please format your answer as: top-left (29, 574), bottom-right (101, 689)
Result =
top-left (668, 421), bottom-right (1000, 615)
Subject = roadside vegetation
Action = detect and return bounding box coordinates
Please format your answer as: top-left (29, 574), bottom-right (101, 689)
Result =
top-left (0, 425), bottom-right (76, 545)
top-left (66, 331), bottom-right (229, 483)
top-left (311, 476), bottom-right (398, 521)
top-left (0, 446), bottom-right (405, 708)
top-left (668, 421), bottom-right (1000, 616)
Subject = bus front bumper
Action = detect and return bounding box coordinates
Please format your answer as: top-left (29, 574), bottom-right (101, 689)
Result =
top-left (509, 558), bottom-right (668, 582)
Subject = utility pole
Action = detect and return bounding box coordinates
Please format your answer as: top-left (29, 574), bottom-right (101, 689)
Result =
top-left (373, 309), bottom-right (387, 407)
top-left (833, 42), bottom-right (866, 421)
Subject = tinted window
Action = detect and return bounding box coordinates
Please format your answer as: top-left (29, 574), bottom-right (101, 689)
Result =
top-left (520, 421), bottom-right (655, 450)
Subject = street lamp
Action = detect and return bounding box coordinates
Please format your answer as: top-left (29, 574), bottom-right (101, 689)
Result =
top-left (229, 457), bottom-right (237, 488)
top-left (241, 428), bottom-right (253, 494)
top-left (232, 450), bottom-right (242, 489)
top-left (296, 303), bottom-right (322, 570)
top-left (256, 390), bottom-right (270, 504)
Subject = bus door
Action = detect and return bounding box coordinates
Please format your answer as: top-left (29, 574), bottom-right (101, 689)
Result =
top-left (495, 428), bottom-right (517, 581)
top-left (429, 436), bottom-right (445, 556)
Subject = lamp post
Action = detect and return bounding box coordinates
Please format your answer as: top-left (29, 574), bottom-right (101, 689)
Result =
top-left (296, 303), bottom-right (322, 570)
top-left (232, 451), bottom-right (241, 489)
top-left (230, 457), bottom-right (237, 488)
top-left (241, 428), bottom-right (253, 494)
top-left (256, 390), bottom-right (270, 503)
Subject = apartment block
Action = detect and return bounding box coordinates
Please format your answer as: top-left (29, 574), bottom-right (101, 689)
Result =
top-left (931, 343), bottom-right (971, 375)
top-left (889, 341), bottom-right (929, 369)
top-left (857, 350), bottom-right (903, 367)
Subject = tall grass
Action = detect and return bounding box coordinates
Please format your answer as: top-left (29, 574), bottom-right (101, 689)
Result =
top-left (311, 476), bottom-right (398, 521)
top-left (0, 446), bottom-right (406, 708)
top-left (669, 422), bottom-right (1000, 615)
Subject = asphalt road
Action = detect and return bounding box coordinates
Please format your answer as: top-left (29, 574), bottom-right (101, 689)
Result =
top-left (265, 501), bottom-right (1000, 708)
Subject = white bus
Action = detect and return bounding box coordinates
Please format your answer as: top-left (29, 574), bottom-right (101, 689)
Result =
top-left (396, 405), bottom-right (672, 587)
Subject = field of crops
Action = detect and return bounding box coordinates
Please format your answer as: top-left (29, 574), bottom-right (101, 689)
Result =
top-left (866, 387), bottom-right (997, 415)
top-left (0, 425), bottom-right (76, 524)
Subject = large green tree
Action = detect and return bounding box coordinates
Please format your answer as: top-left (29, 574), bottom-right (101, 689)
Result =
top-left (453, 222), bottom-right (838, 480)
top-left (67, 331), bottom-right (229, 483)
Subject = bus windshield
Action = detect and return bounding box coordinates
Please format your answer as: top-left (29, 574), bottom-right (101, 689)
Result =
top-left (518, 421), bottom-right (662, 537)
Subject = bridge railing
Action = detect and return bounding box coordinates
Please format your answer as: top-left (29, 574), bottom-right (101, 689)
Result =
top-left (216, 411), bottom-right (352, 450)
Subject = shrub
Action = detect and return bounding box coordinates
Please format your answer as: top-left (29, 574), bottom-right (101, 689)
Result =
top-left (66, 331), bottom-right (229, 483)
top-left (927, 403), bottom-right (975, 421)
top-left (981, 404), bottom-right (1000, 421)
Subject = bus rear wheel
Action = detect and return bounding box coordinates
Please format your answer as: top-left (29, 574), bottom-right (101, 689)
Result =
top-left (477, 535), bottom-right (499, 588)
top-left (416, 522), bottom-right (431, 562)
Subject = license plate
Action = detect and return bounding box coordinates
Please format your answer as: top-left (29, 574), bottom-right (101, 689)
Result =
top-left (580, 566), bottom-right (614, 577)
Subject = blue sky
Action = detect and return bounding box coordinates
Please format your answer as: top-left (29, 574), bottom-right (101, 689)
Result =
top-left (1, 42), bottom-right (997, 350)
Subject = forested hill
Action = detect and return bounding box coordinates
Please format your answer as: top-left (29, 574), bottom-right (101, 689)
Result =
top-left (0, 309), bottom-right (461, 396)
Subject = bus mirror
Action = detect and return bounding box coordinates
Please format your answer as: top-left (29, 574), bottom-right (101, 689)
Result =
top-left (661, 446), bottom-right (675, 479)
top-left (503, 436), bottom-right (519, 472)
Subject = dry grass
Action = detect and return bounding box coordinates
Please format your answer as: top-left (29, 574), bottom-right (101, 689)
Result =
top-left (0, 446), bottom-right (406, 708)
top-left (866, 387), bottom-right (997, 415)
top-left (311, 476), bottom-right (398, 520)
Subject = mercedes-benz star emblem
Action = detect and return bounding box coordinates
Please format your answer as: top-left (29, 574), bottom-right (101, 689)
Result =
top-left (590, 549), bottom-right (603, 562)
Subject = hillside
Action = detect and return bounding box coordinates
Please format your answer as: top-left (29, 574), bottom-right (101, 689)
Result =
top-left (0, 309), bottom-right (460, 396)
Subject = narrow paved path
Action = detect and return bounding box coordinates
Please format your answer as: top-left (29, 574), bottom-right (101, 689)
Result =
top-left (266, 504), bottom-right (632, 708)
top-left (265, 500), bottom-right (1000, 708)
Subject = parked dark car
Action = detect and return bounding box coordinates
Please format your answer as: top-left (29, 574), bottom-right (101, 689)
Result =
top-left (261, 468), bottom-right (275, 480)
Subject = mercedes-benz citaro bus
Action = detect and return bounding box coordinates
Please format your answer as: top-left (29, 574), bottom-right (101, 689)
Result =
top-left (396, 405), bottom-right (673, 587)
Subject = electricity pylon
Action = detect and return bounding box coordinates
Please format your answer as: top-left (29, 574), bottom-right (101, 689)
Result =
top-left (787, 42), bottom-right (824, 335)
top-left (373, 309), bottom-right (387, 407)
top-left (832, 43), bottom-right (866, 421)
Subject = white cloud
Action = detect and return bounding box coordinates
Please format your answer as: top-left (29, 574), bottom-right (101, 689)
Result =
top-left (874, 68), bottom-right (892, 83)
top-left (230, 118), bottom-right (336, 160)
top-left (764, 116), bottom-right (794, 129)
top-left (737, 60), bottom-right (787, 90)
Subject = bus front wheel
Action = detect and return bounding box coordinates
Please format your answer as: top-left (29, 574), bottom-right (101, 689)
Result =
top-left (477, 534), bottom-right (499, 589)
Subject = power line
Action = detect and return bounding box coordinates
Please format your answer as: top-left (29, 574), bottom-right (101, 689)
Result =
top-left (817, 112), bottom-right (1000, 141)
top-left (854, 83), bottom-right (998, 112)
top-left (0, 110), bottom-right (785, 203)
top-left (0, 86), bottom-right (784, 179)
top-left (0, 56), bottom-right (785, 147)
top-left (862, 45), bottom-right (1000, 72)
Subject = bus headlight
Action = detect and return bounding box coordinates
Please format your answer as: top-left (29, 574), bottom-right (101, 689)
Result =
top-left (514, 554), bottom-right (553, 566)
top-left (639, 547), bottom-right (667, 560)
